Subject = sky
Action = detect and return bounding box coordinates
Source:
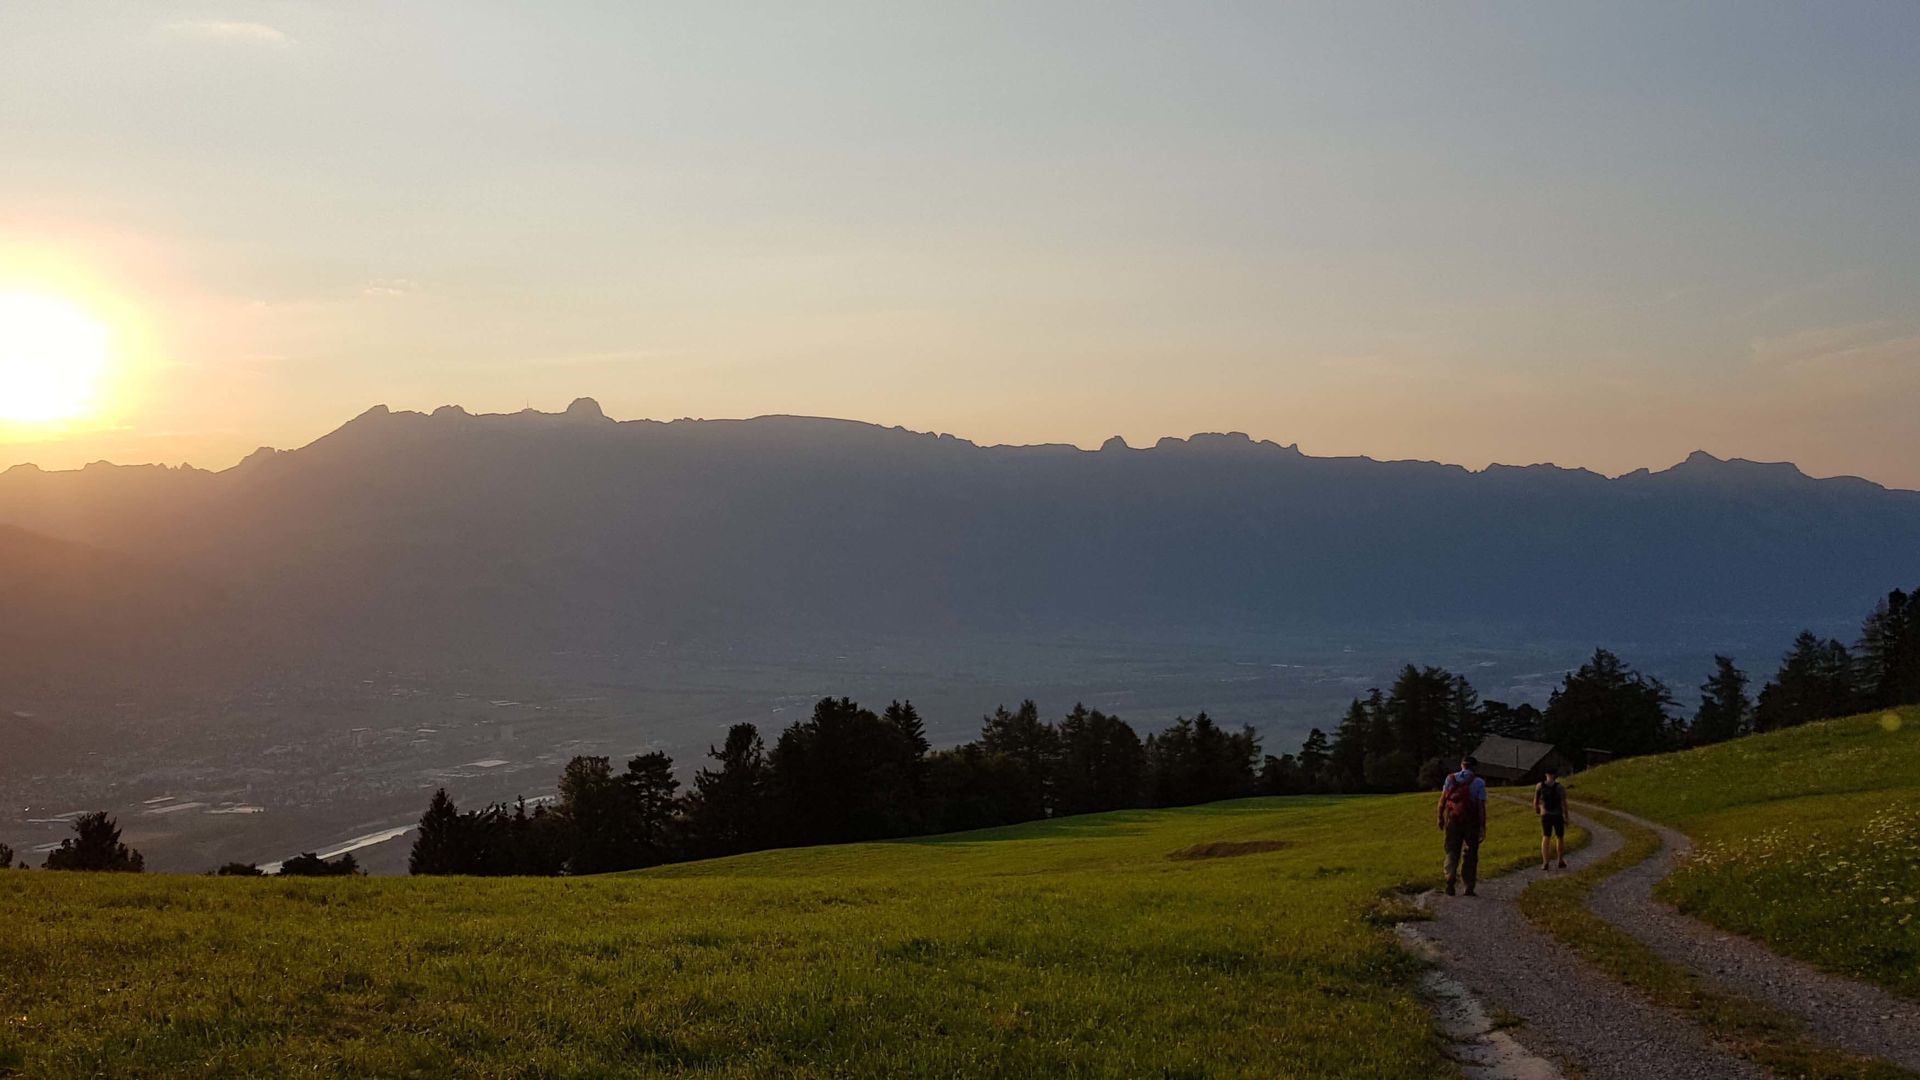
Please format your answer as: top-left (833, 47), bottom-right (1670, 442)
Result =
top-left (2, 2), bottom-right (1918, 485)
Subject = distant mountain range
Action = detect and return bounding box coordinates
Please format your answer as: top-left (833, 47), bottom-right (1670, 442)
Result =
top-left (3, 399), bottom-right (1916, 687)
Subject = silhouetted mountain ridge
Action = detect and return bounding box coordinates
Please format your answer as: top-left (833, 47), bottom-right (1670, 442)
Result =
top-left (1, 401), bottom-right (1914, 685)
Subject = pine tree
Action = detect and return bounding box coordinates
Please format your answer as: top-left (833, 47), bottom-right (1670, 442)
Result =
top-left (980, 701), bottom-right (1057, 775)
top-left (1171, 712), bottom-right (1259, 804)
top-left (1296, 727), bottom-right (1332, 789)
top-left (42, 812), bottom-right (143, 872)
top-left (409, 788), bottom-right (467, 875)
top-left (1054, 704), bottom-right (1146, 815)
top-left (881, 700), bottom-right (932, 825)
top-left (1384, 666), bottom-right (1459, 767)
top-left (1328, 699), bottom-right (1370, 793)
top-left (979, 700), bottom-right (1058, 817)
top-left (883, 700), bottom-right (930, 757)
top-left (506, 797), bottom-right (567, 876)
top-left (1542, 649), bottom-right (1675, 761)
top-left (1691, 656), bottom-right (1750, 745)
top-left (770, 697), bottom-right (927, 844)
top-left (1755, 632), bottom-right (1860, 730)
top-left (623, 751), bottom-right (681, 865)
top-left (1448, 674), bottom-right (1482, 755)
top-left (557, 755), bottom-right (636, 874)
top-left (1859, 589), bottom-right (1920, 708)
top-left (686, 723), bottom-right (771, 857)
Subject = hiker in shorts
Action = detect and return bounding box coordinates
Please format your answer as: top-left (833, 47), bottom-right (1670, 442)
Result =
top-left (1534, 766), bottom-right (1568, 870)
top-left (1437, 754), bottom-right (1488, 896)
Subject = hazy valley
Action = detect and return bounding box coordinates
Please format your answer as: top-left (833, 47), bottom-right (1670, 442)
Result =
top-left (3, 401), bottom-right (1914, 871)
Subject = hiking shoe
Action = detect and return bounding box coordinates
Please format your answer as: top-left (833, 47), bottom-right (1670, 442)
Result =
top-left (1445, 880), bottom-right (1456, 896)
top-left (1464, 886), bottom-right (1476, 896)
top-left (1541, 862), bottom-right (1550, 870)
top-left (1557, 860), bottom-right (1567, 869)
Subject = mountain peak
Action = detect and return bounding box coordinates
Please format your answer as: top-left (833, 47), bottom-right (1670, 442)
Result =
top-left (565, 397), bottom-right (608, 421)
top-left (1652, 452), bottom-right (1889, 494)
top-left (1665, 450), bottom-right (1810, 485)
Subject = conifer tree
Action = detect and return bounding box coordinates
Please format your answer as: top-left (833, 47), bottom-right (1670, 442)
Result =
top-left (1542, 649), bottom-right (1675, 761)
top-left (1755, 632), bottom-right (1859, 730)
top-left (1054, 704), bottom-right (1146, 815)
top-left (42, 812), bottom-right (143, 872)
top-left (883, 700), bottom-right (930, 757)
top-left (623, 751), bottom-right (682, 865)
top-left (1296, 727), bottom-right (1332, 788)
top-left (557, 755), bottom-right (635, 874)
top-left (409, 788), bottom-right (466, 875)
top-left (1691, 656), bottom-right (1751, 745)
top-left (1328, 699), bottom-right (1370, 793)
top-left (980, 700), bottom-right (1058, 817)
top-left (1859, 588), bottom-right (1920, 708)
top-left (686, 723), bottom-right (771, 857)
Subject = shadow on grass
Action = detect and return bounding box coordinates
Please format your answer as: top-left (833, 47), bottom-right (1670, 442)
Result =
top-left (895, 812), bottom-right (1160, 845)
top-left (1167, 840), bottom-right (1294, 860)
top-left (895, 796), bottom-right (1356, 847)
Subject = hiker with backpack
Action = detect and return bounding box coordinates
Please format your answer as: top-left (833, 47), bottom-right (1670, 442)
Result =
top-left (1437, 754), bottom-right (1488, 896)
top-left (1535, 766), bottom-right (1568, 870)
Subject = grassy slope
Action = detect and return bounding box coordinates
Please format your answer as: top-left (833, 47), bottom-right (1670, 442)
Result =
top-left (0, 795), bottom-right (1553, 1078)
top-left (1573, 706), bottom-right (1920, 997)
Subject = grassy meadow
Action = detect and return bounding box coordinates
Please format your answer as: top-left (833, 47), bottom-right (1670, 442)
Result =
top-left (0, 794), bottom-right (1557, 1078)
top-left (1573, 706), bottom-right (1920, 997)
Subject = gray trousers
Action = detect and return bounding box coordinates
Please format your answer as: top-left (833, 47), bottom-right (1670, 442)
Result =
top-left (1444, 820), bottom-right (1482, 888)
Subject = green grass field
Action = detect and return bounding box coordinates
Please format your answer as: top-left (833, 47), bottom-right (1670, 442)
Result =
top-left (1573, 706), bottom-right (1920, 997)
top-left (0, 794), bottom-right (1556, 1078)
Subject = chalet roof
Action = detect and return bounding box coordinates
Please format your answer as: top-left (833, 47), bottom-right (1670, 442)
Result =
top-left (1471, 735), bottom-right (1561, 775)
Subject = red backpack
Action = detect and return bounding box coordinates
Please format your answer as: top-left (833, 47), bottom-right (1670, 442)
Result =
top-left (1443, 773), bottom-right (1482, 826)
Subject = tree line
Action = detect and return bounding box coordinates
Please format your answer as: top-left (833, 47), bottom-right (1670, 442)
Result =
top-left (13, 585), bottom-right (1913, 876)
top-left (1271, 585), bottom-right (1920, 794)
top-left (407, 699), bottom-right (1262, 876)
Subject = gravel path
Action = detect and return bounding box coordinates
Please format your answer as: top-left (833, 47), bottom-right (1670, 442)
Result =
top-left (1404, 808), bottom-right (1763, 1080)
top-left (1582, 801), bottom-right (1920, 1072)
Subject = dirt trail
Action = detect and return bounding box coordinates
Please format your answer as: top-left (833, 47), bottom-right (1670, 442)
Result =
top-left (1582, 801), bottom-right (1920, 1072)
top-left (1403, 808), bottom-right (1763, 1080)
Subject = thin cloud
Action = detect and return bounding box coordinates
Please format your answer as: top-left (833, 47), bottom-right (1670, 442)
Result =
top-left (166, 20), bottom-right (294, 47)
top-left (508, 348), bottom-right (683, 369)
top-left (1735, 271), bottom-right (1869, 320)
top-left (1749, 321), bottom-right (1920, 369)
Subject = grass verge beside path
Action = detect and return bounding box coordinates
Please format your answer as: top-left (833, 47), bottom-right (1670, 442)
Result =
top-left (1, 794), bottom-right (1544, 1079)
top-left (1572, 707), bottom-right (1920, 998)
top-left (1518, 804), bottom-right (1915, 1080)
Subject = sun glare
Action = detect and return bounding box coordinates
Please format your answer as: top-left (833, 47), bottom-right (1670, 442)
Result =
top-left (0, 291), bottom-right (112, 424)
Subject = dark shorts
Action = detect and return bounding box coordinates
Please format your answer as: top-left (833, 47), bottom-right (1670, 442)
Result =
top-left (1540, 813), bottom-right (1566, 839)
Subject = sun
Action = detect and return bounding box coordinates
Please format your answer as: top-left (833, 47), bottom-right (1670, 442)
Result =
top-left (0, 291), bottom-right (112, 424)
